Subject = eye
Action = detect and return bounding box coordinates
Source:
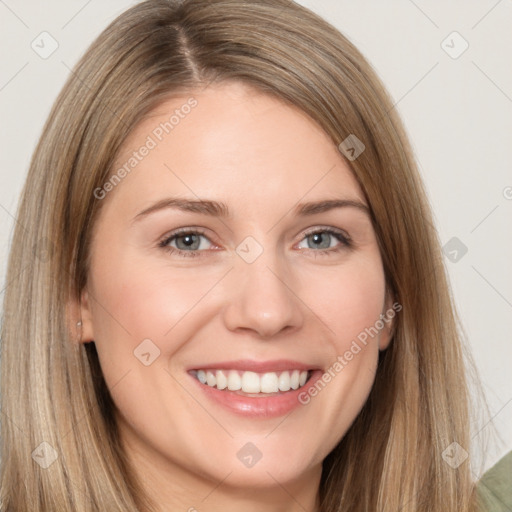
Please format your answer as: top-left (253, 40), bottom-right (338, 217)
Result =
top-left (158, 228), bottom-right (214, 258)
top-left (158, 226), bottom-right (351, 259)
top-left (296, 227), bottom-right (351, 256)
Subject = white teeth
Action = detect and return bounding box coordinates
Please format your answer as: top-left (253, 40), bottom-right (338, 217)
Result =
top-left (206, 371), bottom-right (216, 387)
top-left (241, 371), bottom-right (261, 393)
top-left (227, 370), bottom-right (242, 391)
top-left (197, 369), bottom-right (207, 385)
top-left (278, 371), bottom-right (291, 391)
top-left (290, 369), bottom-right (300, 390)
top-left (195, 369), bottom-right (310, 393)
top-left (216, 370), bottom-right (228, 390)
top-left (260, 372), bottom-right (279, 393)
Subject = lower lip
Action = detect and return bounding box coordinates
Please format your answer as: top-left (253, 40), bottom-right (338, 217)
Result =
top-left (189, 370), bottom-right (324, 418)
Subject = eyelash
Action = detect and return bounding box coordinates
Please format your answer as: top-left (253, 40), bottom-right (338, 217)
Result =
top-left (157, 226), bottom-right (352, 259)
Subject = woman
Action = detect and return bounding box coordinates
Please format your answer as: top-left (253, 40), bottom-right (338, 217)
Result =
top-left (0, 0), bottom-right (486, 510)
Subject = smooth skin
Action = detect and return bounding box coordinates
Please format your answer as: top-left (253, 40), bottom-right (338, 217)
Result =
top-left (73, 81), bottom-right (394, 512)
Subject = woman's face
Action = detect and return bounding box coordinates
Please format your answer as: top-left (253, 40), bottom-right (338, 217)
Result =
top-left (78, 81), bottom-right (393, 506)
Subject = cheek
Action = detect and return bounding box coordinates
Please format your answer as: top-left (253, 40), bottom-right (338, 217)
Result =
top-left (86, 249), bottom-right (234, 394)
top-left (89, 253), bottom-right (210, 340)
top-left (305, 257), bottom-right (386, 347)
top-left (297, 258), bottom-right (385, 437)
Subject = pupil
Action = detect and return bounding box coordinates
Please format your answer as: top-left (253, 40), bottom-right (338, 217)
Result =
top-left (310, 232), bottom-right (329, 249)
top-left (178, 234), bottom-right (199, 250)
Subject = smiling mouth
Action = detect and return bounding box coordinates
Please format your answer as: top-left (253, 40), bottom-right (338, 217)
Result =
top-left (190, 369), bottom-right (312, 396)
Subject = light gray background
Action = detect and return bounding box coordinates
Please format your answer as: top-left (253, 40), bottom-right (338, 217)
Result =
top-left (1, 0), bottom-right (511, 474)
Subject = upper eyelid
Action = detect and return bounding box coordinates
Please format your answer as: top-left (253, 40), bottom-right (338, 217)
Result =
top-left (302, 225), bottom-right (350, 240)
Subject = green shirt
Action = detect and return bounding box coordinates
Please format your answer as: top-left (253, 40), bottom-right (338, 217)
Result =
top-left (477, 451), bottom-right (512, 511)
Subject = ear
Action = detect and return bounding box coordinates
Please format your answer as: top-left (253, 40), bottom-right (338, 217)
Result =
top-left (378, 291), bottom-right (398, 351)
top-left (66, 288), bottom-right (95, 344)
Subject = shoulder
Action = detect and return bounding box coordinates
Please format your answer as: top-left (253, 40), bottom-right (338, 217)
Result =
top-left (476, 450), bottom-right (512, 512)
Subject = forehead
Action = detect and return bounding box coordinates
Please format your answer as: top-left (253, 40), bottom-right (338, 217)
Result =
top-left (105, 81), bottom-right (365, 216)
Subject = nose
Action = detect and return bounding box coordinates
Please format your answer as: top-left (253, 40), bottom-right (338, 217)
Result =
top-left (222, 248), bottom-right (304, 339)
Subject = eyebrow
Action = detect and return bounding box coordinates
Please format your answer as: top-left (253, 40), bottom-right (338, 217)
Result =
top-left (132, 197), bottom-right (370, 223)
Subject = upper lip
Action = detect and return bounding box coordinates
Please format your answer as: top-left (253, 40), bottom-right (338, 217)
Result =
top-left (188, 359), bottom-right (321, 373)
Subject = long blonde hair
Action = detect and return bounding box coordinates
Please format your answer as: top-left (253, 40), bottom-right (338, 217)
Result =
top-left (0, 0), bottom-right (484, 510)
